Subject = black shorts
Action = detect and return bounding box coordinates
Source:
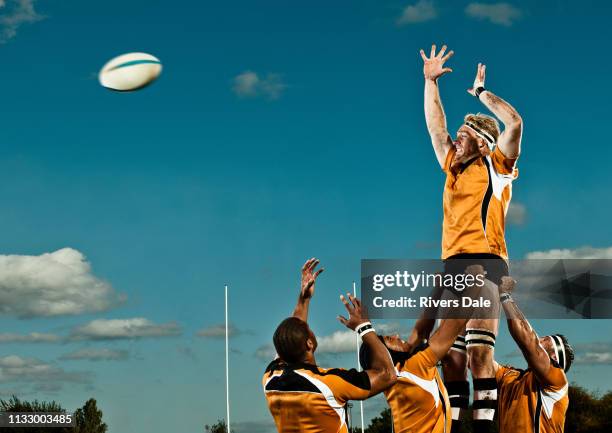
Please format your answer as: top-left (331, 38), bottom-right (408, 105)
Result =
top-left (443, 253), bottom-right (509, 286)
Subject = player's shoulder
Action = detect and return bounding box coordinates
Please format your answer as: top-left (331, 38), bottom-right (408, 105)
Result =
top-left (315, 366), bottom-right (371, 390)
top-left (496, 364), bottom-right (529, 384)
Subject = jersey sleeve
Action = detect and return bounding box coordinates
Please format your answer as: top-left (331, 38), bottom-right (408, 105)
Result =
top-left (491, 146), bottom-right (519, 177)
top-left (443, 147), bottom-right (456, 173)
top-left (399, 347), bottom-right (438, 379)
top-left (319, 368), bottom-right (371, 404)
top-left (539, 365), bottom-right (568, 391)
top-left (495, 365), bottom-right (510, 384)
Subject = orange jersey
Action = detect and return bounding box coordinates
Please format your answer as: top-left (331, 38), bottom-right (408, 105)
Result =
top-left (384, 347), bottom-right (451, 433)
top-left (263, 359), bottom-right (371, 433)
top-left (496, 364), bottom-right (569, 433)
top-left (442, 146), bottom-right (518, 260)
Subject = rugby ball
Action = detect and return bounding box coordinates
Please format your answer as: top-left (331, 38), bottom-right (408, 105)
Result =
top-left (99, 52), bottom-right (162, 91)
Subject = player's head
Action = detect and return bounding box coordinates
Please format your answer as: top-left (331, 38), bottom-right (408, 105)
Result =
top-left (273, 317), bottom-right (318, 363)
top-left (540, 334), bottom-right (575, 373)
top-left (455, 113), bottom-right (500, 160)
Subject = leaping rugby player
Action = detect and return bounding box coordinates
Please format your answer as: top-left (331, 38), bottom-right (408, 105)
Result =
top-left (495, 277), bottom-right (573, 433)
top-left (420, 44), bottom-right (523, 433)
top-left (262, 258), bottom-right (396, 433)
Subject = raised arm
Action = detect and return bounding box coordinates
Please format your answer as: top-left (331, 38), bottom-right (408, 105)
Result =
top-left (498, 277), bottom-right (551, 380)
top-left (338, 293), bottom-right (396, 395)
top-left (427, 265), bottom-right (486, 359)
top-left (420, 44), bottom-right (455, 168)
top-left (468, 63), bottom-right (523, 159)
top-left (292, 258), bottom-right (324, 322)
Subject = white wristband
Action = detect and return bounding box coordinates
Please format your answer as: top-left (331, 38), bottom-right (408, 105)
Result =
top-left (355, 322), bottom-right (372, 333)
top-left (360, 328), bottom-right (376, 339)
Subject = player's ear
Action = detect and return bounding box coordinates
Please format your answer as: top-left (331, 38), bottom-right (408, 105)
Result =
top-left (306, 336), bottom-right (317, 353)
top-left (478, 139), bottom-right (491, 156)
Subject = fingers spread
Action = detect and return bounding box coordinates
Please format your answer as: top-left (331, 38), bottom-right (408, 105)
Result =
top-left (420, 49), bottom-right (427, 61)
top-left (340, 294), bottom-right (353, 312)
top-left (309, 259), bottom-right (320, 270)
top-left (430, 44), bottom-right (436, 58)
top-left (442, 50), bottom-right (454, 62)
top-left (302, 258), bottom-right (314, 272)
top-left (438, 45), bottom-right (447, 58)
top-left (314, 268), bottom-right (324, 279)
top-left (337, 315), bottom-right (348, 326)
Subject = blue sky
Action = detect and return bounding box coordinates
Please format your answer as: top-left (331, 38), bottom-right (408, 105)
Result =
top-left (0, 0), bottom-right (611, 432)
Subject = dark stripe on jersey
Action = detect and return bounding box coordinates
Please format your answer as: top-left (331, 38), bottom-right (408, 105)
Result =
top-left (439, 388), bottom-right (448, 433)
top-left (267, 361), bottom-right (371, 391)
top-left (481, 157), bottom-right (493, 231)
top-left (265, 371), bottom-right (321, 393)
top-left (534, 388), bottom-right (542, 433)
top-left (466, 329), bottom-right (497, 340)
top-left (323, 368), bottom-right (371, 390)
top-left (459, 155), bottom-right (480, 173)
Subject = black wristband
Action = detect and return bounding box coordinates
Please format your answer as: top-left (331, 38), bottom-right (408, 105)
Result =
top-left (475, 86), bottom-right (486, 98)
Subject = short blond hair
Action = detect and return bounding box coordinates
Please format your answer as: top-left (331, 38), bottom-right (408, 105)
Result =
top-left (464, 113), bottom-right (500, 143)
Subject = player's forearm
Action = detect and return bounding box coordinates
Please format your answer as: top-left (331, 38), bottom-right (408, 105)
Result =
top-left (292, 297), bottom-right (310, 322)
top-left (424, 79), bottom-right (449, 138)
top-left (503, 301), bottom-right (542, 364)
top-left (479, 90), bottom-right (522, 128)
top-left (363, 332), bottom-right (396, 394)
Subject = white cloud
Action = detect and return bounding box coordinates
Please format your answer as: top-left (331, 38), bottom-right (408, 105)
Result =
top-left (70, 318), bottom-right (182, 341)
top-left (59, 348), bottom-right (129, 362)
top-left (232, 71), bottom-right (287, 100)
top-left (572, 342), bottom-right (612, 365)
top-left (398, 0), bottom-right (437, 25)
top-left (196, 323), bottom-right (248, 338)
top-left (525, 246), bottom-right (612, 260)
top-left (0, 332), bottom-right (62, 343)
top-left (317, 330), bottom-right (358, 354)
top-left (0, 248), bottom-right (125, 318)
top-left (0, 0), bottom-right (44, 43)
top-left (254, 344), bottom-right (276, 361)
top-left (507, 202), bottom-right (526, 225)
top-left (0, 355), bottom-right (90, 386)
top-left (465, 2), bottom-right (522, 26)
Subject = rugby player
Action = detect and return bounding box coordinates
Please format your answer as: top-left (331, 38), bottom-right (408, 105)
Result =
top-left (420, 44), bottom-right (523, 432)
top-left (495, 277), bottom-right (573, 433)
top-left (262, 258), bottom-right (396, 433)
top-left (361, 265), bottom-right (489, 433)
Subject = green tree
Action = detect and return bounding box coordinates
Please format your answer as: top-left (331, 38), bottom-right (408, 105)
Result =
top-left (73, 399), bottom-right (107, 433)
top-left (0, 396), bottom-right (71, 433)
top-left (0, 396), bottom-right (107, 433)
top-left (204, 419), bottom-right (232, 433)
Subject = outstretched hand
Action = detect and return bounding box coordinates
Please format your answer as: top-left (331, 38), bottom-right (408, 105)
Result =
top-left (300, 258), bottom-right (324, 300)
top-left (337, 293), bottom-right (369, 331)
top-left (467, 63), bottom-right (486, 96)
top-left (420, 44), bottom-right (454, 81)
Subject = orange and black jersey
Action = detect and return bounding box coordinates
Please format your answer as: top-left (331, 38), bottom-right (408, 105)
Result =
top-left (442, 146), bottom-right (518, 260)
top-left (263, 359), bottom-right (371, 433)
top-left (384, 346), bottom-right (451, 433)
top-left (496, 364), bottom-right (569, 433)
